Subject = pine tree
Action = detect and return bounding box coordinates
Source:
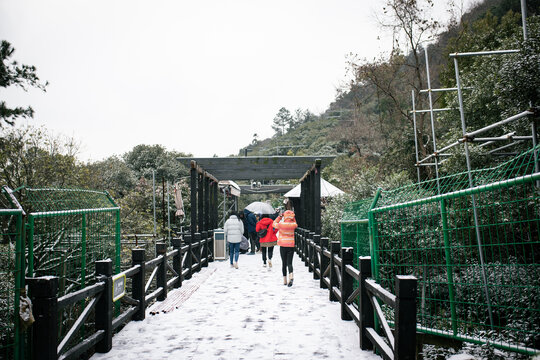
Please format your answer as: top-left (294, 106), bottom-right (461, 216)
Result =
top-left (0, 40), bottom-right (48, 127)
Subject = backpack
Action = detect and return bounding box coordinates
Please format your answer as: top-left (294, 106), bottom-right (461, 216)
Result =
top-left (257, 228), bottom-right (268, 238)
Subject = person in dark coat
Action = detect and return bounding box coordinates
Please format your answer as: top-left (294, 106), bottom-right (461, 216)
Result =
top-left (238, 212), bottom-right (249, 240)
top-left (243, 209), bottom-right (259, 254)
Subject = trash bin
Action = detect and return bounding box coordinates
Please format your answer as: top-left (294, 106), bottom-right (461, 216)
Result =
top-left (213, 229), bottom-right (226, 260)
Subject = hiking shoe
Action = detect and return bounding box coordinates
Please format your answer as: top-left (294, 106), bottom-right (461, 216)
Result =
top-left (288, 279), bottom-right (293, 287)
top-left (268, 260), bottom-right (272, 268)
top-left (263, 263), bottom-right (267, 267)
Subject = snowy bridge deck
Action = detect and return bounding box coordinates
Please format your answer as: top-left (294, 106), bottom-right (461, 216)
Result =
top-left (91, 252), bottom-right (380, 360)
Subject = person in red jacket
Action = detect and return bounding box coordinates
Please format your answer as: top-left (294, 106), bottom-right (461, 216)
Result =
top-left (255, 214), bottom-right (278, 268)
top-left (273, 210), bottom-right (298, 286)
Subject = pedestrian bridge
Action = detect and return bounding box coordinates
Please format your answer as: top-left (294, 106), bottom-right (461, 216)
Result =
top-left (6, 153), bottom-right (540, 360)
top-left (89, 252), bottom-right (380, 360)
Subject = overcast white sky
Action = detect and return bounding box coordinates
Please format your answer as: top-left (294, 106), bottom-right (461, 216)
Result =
top-left (1, 1), bottom-right (472, 162)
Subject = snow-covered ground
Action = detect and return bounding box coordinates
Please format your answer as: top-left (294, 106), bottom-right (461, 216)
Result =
top-left (91, 249), bottom-right (382, 360)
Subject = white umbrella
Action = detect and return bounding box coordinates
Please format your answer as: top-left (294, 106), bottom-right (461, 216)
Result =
top-left (245, 201), bottom-right (275, 214)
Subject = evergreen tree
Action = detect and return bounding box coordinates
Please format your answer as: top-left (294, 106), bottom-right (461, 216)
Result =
top-left (0, 40), bottom-right (48, 127)
top-left (272, 107), bottom-right (293, 136)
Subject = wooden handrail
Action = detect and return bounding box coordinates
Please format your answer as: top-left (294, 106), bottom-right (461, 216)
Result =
top-left (295, 228), bottom-right (418, 360)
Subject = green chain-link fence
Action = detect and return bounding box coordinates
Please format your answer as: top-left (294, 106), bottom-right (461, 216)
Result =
top-left (1, 186), bottom-right (122, 358)
top-left (22, 188), bottom-right (121, 293)
top-left (341, 197), bottom-right (378, 268)
top-left (342, 146), bottom-right (540, 356)
top-left (0, 188), bottom-right (24, 360)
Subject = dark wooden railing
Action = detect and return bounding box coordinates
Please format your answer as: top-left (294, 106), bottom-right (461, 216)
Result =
top-left (27, 231), bottom-right (214, 360)
top-left (295, 228), bottom-right (418, 360)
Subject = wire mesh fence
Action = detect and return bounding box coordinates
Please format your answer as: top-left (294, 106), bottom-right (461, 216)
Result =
top-left (341, 146), bottom-right (540, 355)
top-left (0, 186), bottom-right (122, 358)
top-left (341, 198), bottom-right (373, 268)
top-left (0, 188), bottom-right (24, 360)
top-left (22, 188), bottom-right (121, 294)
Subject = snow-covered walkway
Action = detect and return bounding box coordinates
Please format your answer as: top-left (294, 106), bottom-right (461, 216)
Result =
top-left (91, 249), bottom-right (381, 360)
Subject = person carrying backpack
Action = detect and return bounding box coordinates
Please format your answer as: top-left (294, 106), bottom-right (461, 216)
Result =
top-left (255, 214), bottom-right (278, 268)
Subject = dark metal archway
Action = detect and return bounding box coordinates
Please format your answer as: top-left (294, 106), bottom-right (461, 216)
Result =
top-left (179, 156), bottom-right (333, 237)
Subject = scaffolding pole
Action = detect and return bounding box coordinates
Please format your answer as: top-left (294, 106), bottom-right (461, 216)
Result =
top-left (412, 90), bottom-right (421, 183)
top-left (454, 56), bottom-right (494, 328)
top-left (425, 49), bottom-right (441, 194)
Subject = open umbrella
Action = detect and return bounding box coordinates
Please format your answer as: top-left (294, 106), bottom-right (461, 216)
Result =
top-left (245, 201), bottom-right (275, 214)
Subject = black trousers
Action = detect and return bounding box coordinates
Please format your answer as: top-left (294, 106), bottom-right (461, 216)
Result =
top-left (261, 246), bottom-right (274, 263)
top-left (280, 247), bottom-right (294, 276)
top-left (248, 232), bottom-right (258, 252)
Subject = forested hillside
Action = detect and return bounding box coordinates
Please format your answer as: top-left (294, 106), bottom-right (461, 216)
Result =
top-left (240, 0), bottom-right (539, 195)
top-left (1, 0), bottom-right (538, 238)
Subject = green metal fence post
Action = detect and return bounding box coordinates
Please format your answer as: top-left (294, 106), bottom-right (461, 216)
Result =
top-left (28, 215), bottom-right (35, 277)
top-left (115, 209), bottom-right (121, 275)
top-left (368, 188), bottom-right (382, 282)
top-left (14, 212), bottom-right (23, 360)
top-left (440, 198), bottom-right (458, 335)
top-left (81, 214), bottom-right (87, 289)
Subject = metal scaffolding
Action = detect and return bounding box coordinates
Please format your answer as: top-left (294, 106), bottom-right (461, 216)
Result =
top-left (409, 0), bottom-right (537, 330)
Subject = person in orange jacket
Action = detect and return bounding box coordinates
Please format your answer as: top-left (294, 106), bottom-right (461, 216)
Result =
top-left (273, 210), bottom-right (298, 286)
top-left (256, 214), bottom-right (278, 268)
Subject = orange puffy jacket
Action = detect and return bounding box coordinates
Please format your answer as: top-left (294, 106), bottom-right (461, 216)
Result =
top-left (273, 215), bottom-right (298, 247)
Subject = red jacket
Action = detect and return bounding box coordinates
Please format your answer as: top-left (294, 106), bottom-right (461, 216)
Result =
top-left (256, 217), bottom-right (278, 244)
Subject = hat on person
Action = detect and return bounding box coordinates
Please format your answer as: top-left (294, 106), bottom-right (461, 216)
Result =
top-left (283, 210), bottom-right (295, 221)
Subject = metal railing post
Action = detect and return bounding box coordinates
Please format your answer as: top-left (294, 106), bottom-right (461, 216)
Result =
top-left (172, 237), bottom-right (182, 288)
top-left (194, 233), bottom-right (202, 273)
top-left (307, 231), bottom-right (314, 270)
top-left (320, 237), bottom-right (329, 289)
top-left (185, 234), bottom-right (193, 280)
top-left (208, 229), bottom-right (214, 262)
top-left (394, 275), bottom-right (418, 360)
top-left (329, 241), bottom-right (341, 302)
top-left (313, 234), bottom-right (321, 280)
top-left (28, 276), bottom-right (58, 360)
top-left (359, 257), bottom-right (374, 350)
top-left (95, 260), bottom-right (113, 353)
top-left (132, 248), bottom-right (146, 321)
top-left (156, 243), bottom-right (167, 301)
top-left (201, 230), bottom-right (209, 267)
top-left (340, 247), bottom-right (354, 321)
